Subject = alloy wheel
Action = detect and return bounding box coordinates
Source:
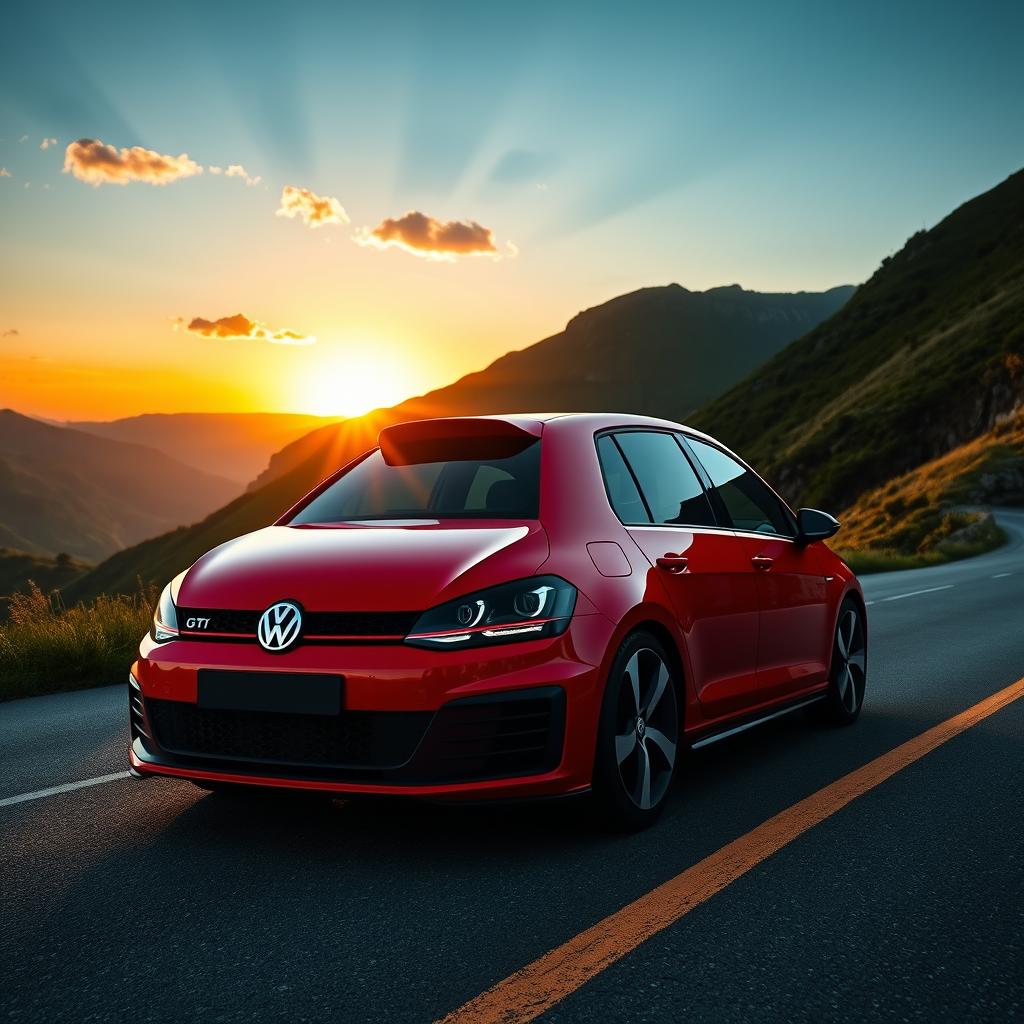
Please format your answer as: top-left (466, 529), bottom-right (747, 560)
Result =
top-left (614, 647), bottom-right (679, 810)
top-left (834, 607), bottom-right (867, 714)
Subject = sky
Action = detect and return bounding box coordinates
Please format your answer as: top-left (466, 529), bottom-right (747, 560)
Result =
top-left (1, 0), bottom-right (1022, 421)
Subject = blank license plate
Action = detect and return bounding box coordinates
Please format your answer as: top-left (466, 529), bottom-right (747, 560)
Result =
top-left (197, 671), bottom-right (342, 716)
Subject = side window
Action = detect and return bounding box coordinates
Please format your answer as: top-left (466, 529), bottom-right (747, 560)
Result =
top-left (686, 438), bottom-right (795, 536)
top-left (614, 431), bottom-right (717, 527)
top-left (596, 435), bottom-right (650, 524)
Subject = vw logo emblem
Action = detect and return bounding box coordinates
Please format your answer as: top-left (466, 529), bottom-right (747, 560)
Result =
top-left (257, 601), bottom-right (303, 652)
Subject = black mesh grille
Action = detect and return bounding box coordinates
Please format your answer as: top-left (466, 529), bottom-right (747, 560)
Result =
top-left (176, 608), bottom-right (419, 639)
top-left (147, 699), bottom-right (431, 769)
top-left (409, 689), bottom-right (565, 782)
top-left (140, 687), bottom-right (565, 785)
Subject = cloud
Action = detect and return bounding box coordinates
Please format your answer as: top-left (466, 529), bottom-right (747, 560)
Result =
top-left (63, 138), bottom-right (203, 187)
top-left (276, 185), bottom-right (348, 228)
top-left (225, 164), bottom-right (261, 186)
top-left (0, 168), bottom-right (10, 178)
top-left (2, 328), bottom-right (19, 337)
top-left (209, 163), bottom-right (261, 186)
top-left (356, 211), bottom-right (499, 260)
top-left (177, 313), bottom-right (314, 345)
top-left (19, 135), bottom-right (28, 143)
top-left (40, 137), bottom-right (57, 150)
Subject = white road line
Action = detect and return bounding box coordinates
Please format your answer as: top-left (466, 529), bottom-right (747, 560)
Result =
top-left (880, 584), bottom-right (955, 603)
top-left (0, 771), bottom-right (130, 808)
top-left (992, 572), bottom-right (1013, 579)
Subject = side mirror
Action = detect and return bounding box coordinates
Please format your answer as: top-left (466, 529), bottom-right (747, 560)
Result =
top-left (796, 507), bottom-right (840, 544)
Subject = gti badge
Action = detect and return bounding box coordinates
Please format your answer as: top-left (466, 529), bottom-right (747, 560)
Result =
top-left (257, 601), bottom-right (303, 652)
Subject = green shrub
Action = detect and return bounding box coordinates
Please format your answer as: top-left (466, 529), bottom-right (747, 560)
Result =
top-left (0, 583), bottom-right (154, 701)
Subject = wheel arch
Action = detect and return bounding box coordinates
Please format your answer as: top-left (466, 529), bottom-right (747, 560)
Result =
top-left (602, 610), bottom-right (691, 732)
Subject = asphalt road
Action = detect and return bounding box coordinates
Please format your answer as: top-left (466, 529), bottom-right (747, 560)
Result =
top-left (3, 511), bottom-right (1023, 1023)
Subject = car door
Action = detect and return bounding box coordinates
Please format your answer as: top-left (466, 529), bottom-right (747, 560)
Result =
top-left (683, 436), bottom-right (831, 701)
top-left (596, 431), bottom-right (761, 717)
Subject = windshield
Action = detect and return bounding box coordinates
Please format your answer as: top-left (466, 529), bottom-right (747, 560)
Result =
top-left (289, 441), bottom-right (541, 523)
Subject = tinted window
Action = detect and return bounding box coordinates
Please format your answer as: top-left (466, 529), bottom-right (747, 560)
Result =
top-left (686, 438), bottom-right (794, 536)
top-left (290, 442), bottom-right (540, 522)
top-left (614, 432), bottom-right (717, 527)
top-left (596, 435), bottom-right (649, 524)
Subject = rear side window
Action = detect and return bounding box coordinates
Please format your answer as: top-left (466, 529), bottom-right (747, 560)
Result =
top-left (596, 435), bottom-right (649, 524)
top-left (686, 438), bottom-right (795, 536)
top-left (611, 431), bottom-right (717, 527)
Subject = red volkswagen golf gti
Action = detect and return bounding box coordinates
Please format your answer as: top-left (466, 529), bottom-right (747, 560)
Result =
top-left (130, 414), bottom-right (867, 828)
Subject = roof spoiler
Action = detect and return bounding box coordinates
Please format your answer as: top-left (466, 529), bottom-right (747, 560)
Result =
top-left (378, 417), bottom-right (542, 466)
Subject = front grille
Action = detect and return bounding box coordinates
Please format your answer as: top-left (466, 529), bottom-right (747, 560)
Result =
top-left (176, 607), bottom-right (420, 641)
top-left (139, 686), bottom-right (565, 785)
top-left (147, 699), bottom-right (431, 769)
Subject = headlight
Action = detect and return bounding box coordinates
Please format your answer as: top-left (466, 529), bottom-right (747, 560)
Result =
top-left (151, 581), bottom-right (179, 642)
top-left (405, 576), bottom-right (577, 649)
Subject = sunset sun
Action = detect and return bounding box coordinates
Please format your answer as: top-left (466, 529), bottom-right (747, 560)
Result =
top-left (296, 349), bottom-right (417, 418)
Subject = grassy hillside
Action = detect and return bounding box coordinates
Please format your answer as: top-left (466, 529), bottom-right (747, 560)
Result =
top-left (0, 410), bottom-right (241, 562)
top-left (835, 409), bottom-right (1023, 571)
top-left (693, 169), bottom-right (1024, 514)
top-left (69, 284), bottom-right (852, 598)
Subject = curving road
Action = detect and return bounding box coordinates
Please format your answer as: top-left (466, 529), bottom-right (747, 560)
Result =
top-left (2, 511), bottom-right (1023, 1022)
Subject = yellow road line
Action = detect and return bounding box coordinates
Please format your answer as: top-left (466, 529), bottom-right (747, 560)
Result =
top-left (437, 676), bottom-right (1024, 1024)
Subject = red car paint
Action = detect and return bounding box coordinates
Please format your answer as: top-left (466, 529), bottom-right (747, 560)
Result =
top-left (130, 413), bottom-right (862, 801)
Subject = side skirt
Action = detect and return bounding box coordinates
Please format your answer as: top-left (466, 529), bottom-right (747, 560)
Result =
top-left (689, 694), bottom-right (827, 751)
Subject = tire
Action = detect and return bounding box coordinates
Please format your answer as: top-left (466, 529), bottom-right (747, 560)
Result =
top-left (592, 631), bottom-right (682, 831)
top-left (813, 597), bottom-right (868, 726)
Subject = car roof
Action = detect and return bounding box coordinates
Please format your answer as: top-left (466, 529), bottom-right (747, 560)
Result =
top-left (453, 411), bottom-right (716, 439)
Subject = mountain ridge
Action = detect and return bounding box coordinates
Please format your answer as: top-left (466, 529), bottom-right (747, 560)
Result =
top-left (252, 282), bottom-right (854, 492)
top-left (692, 168), bottom-right (1024, 512)
top-left (0, 410), bottom-right (241, 562)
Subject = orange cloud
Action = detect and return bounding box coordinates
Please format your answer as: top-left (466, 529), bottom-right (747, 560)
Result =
top-left (40, 137), bottom-right (58, 150)
top-left (276, 185), bottom-right (348, 228)
top-left (179, 313), bottom-right (314, 345)
top-left (2, 328), bottom-right (18, 337)
top-left (357, 211), bottom-right (498, 260)
top-left (0, 168), bottom-right (10, 178)
top-left (64, 138), bottom-right (203, 187)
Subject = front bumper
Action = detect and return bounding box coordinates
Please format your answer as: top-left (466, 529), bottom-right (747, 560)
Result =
top-left (129, 615), bottom-right (611, 800)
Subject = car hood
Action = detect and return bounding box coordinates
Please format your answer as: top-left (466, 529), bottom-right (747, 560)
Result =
top-left (175, 521), bottom-right (550, 612)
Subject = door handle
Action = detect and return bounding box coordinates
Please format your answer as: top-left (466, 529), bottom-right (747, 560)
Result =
top-left (751, 555), bottom-right (774, 572)
top-left (656, 554), bottom-right (689, 574)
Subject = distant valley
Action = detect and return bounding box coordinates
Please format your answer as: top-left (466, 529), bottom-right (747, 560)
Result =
top-left (68, 412), bottom-right (339, 484)
top-left (0, 411), bottom-right (240, 563)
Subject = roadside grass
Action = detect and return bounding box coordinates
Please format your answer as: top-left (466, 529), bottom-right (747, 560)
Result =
top-left (834, 410), bottom-right (1023, 573)
top-left (837, 528), bottom-right (1006, 575)
top-left (0, 583), bottom-right (153, 701)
